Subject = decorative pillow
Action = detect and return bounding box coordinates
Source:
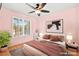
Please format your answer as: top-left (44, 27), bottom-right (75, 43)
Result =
top-left (50, 35), bottom-right (64, 42)
top-left (43, 35), bottom-right (50, 39)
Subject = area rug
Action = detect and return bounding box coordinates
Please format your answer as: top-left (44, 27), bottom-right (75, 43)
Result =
top-left (10, 47), bottom-right (72, 56)
top-left (10, 48), bottom-right (26, 56)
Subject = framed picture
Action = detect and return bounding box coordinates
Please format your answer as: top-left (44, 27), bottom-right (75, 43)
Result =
top-left (46, 19), bottom-right (63, 33)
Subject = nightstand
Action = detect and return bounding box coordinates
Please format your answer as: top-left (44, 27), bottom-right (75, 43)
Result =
top-left (65, 42), bottom-right (79, 55)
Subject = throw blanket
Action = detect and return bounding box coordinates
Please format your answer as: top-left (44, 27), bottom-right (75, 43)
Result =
top-left (24, 40), bottom-right (66, 56)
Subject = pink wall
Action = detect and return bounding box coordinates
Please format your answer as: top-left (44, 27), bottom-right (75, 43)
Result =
top-left (37, 7), bottom-right (78, 43)
top-left (0, 5), bottom-right (79, 46)
top-left (0, 7), bottom-right (38, 46)
top-left (76, 6), bottom-right (79, 44)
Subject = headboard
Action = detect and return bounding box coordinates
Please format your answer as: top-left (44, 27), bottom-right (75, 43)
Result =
top-left (43, 34), bottom-right (64, 42)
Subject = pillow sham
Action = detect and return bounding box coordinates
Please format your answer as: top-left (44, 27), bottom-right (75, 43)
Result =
top-left (43, 35), bottom-right (50, 39)
top-left (50, 35), bottom-right (64, 42)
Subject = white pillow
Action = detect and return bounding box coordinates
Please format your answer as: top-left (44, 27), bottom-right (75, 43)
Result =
top-left (54, 41), bottom-right (65, 46)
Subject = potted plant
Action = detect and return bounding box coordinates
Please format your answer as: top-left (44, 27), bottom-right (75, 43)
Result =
top-left (0, 31), bottom-right (11, 52)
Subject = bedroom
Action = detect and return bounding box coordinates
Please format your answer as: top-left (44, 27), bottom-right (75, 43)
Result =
top-left (0, 3), bottom-right (79, 56)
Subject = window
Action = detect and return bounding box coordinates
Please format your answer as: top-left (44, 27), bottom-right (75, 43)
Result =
top-left (13, 17), bottom-right (30, 37)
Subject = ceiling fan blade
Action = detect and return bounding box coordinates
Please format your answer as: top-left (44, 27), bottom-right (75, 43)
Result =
top-left (28, 11), bottom-right (35, 13)
top-left (36, 3), bottom-right (40, 9)
top-left (41, 10), bottom-right (50, 13)
top-left (41, 3), bottom-right (46, 8)
top-left (0, 3), bottom-right (2, 10)
top-left (25, 3), bottom-right (36, 10)
top-left (39, 3), bottom-right (46, 9)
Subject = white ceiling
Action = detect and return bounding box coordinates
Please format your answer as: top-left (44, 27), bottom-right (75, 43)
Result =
top-left (2, 3), bottom-right (79, 16)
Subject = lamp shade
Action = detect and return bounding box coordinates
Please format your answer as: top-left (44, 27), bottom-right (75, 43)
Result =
top-left (66, 34), bottom-right (73, 43)
top-left (66, 34), bottom-right (73, 40)
top-left (39, 33), bottom-right (44, 38)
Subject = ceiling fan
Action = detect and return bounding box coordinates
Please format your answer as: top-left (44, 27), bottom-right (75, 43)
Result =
top-left (25, 3), bottom-right (50, 16)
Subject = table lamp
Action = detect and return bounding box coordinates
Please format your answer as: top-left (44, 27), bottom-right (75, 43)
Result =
top-left (66, 34), bottom-right (73, 43)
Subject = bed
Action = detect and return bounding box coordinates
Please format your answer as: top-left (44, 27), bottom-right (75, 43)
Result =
top-left (22, 40), bottom-right (66, 56)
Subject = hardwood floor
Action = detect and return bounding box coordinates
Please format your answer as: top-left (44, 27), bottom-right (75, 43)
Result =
top-left (0, 43), bottom-right (23, 56)
top-left (8, 44), bottom-right (23, 51)
top-left (66, 48), bottom-right (79, 56)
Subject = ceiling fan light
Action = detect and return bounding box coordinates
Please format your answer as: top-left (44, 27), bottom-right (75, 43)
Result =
top-left (35, 10), bottom-right (41, 14)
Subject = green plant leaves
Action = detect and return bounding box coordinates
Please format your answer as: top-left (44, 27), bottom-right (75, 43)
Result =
top-left (0, 31), bottom-right (11, 48)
